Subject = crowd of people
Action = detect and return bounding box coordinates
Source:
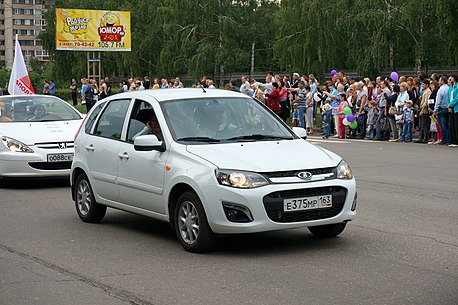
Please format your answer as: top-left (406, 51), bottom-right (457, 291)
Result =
top-left (72, 70), bottom-right (458, 147)
top-left (229, 70), bottom-right (458, 147)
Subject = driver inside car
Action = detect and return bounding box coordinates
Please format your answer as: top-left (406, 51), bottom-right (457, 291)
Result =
top-left (134, 111), bottom-right (162, 141)
top-left (28, 104), bottom-right (46, 121)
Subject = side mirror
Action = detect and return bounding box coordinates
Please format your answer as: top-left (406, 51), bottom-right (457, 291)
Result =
top-left (292, 127), bottom-right (307, 140)
top-left (134, 135), bottom-right (166, 152)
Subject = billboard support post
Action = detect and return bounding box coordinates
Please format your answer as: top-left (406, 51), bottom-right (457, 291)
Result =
top-left (87, 52), bottom-right (102, 84)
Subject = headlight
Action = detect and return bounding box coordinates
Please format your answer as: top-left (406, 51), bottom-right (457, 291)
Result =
top-left (336, 160), bottom-right (353, 179)
top-left (216, 169), bottom-right (269, 188)
top-left (1, 136), bottom-right (34, 153)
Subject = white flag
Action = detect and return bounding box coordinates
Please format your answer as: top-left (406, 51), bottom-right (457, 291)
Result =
top-left (8, 34), bottom-right (35, 95)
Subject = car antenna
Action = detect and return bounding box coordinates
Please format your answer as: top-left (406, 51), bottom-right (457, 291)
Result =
top-left (201, 85), bottom-right (206, 93)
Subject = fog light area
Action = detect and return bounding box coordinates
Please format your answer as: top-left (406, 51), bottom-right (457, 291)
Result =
top-left (222, 202), bottom-right (254, 223)
top-left (351, 192), bottom-right (357, 211)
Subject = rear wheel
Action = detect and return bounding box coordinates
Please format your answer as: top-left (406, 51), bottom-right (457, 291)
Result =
top-left (174, 191), bottom-right (217, 253)
top-left (308, 223), bottom-right (346, 238)
top-left (74, 173), bottom-right (106, 223)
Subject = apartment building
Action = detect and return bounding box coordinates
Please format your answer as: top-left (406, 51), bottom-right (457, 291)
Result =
top-left (0, 0), bottom-right (52, 69)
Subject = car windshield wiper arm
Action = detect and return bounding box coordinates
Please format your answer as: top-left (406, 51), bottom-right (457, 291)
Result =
top-left (176, 136), bottom-right (221, 143)
top-left (227, 134), bottom-right (294, 141)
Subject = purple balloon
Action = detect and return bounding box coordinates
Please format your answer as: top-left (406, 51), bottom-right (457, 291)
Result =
top-left (331, 70), bottom-right (337, 76)
top-left (390, 72), bottom-right (399, 82)
top-left (346, 114), bottom-right (355, 123)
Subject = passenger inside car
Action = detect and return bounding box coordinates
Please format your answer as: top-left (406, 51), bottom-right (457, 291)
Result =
top-left (0, 102), bottom-right (12, 122)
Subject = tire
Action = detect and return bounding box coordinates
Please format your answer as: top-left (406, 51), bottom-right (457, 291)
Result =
top-left (308, 223), bottom-right (347, 238)
top-left (174, 191), bottom-right (217, 253)
top-left (74, 173), bottom-right (106, 223)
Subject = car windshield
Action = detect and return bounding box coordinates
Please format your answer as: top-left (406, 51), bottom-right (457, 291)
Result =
top-left (161, 97), bottom-right (296, 143)
top-left (0, 96), bottom-right (82, 123)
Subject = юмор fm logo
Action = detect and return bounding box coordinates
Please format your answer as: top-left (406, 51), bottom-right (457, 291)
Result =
top-left (97, 12), bottom-right (125, 42)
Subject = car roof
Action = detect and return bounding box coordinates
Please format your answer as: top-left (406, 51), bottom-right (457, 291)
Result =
top-left (113, 88), bottom-right (247, 102)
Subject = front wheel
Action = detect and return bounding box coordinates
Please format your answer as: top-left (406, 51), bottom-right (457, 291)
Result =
top-left (74, 173), bottom-right (106, 223)
top-left (174, 192), bottom-right (217, 253)
top-left (308, 223), bottom-right (347, 238)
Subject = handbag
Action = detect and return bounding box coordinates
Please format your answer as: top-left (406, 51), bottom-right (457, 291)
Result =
top-left (430, 121), bottom-right (437, 133)
top-left (388, 106), bottom-right (397, 115)
top-left (380, 117), bottom-right (391, 132)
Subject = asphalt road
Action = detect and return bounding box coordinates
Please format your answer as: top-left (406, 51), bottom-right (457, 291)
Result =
top-left (1, 138), bottom-right (457, 305)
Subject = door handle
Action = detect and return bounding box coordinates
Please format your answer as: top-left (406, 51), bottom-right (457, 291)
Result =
top-left (118, 152), bottom-right (129, 160)
top-left (85, 144), bottom-right (95, 151)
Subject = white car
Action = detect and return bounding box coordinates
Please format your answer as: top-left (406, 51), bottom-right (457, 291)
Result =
top-left (0, 95), bottom-right (84, 178)
top-left (70, 89), bottom-right (357, 252)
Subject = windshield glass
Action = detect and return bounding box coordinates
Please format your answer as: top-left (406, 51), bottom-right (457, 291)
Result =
top-left (0, 96), bottom-right (82, 123)
top-left (161, 97), bottom-right (295, 143)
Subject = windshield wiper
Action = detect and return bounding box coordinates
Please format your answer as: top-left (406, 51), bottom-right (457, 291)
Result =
top-left (176, 136), bottom-right (221, 143)
top-left (227, 134), bottom-right (294, 141)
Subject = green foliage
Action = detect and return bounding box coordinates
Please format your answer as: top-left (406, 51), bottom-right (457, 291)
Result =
top-left (33, 0), bottom-right (458, 84)
top-left (0, 68), bottom-right (9, 91)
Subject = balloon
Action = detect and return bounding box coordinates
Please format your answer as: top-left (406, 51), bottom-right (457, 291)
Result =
top-left (346, 114), bottom-right (355, 123)
top-left (349, 121), bottom-right (358, 129)
top-left (331, 70), bottom-right (337, 76)
top-left (343, 118), bottom-right (351, 126)
top-left (343, 107), bottom-right (352, 116)
top-left (390, 72), bottom-right (399, 82)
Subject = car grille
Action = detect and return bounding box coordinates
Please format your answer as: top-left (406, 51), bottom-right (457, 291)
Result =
top-left (29, 162), bottom-right (72, 170)
top-left (262, 167), bottom-right (335, 179)
top-left (261, 167), bottom-right (336, 183)
top-left (35, 142), bottom-right (74, 149)
top-left (263, 186), bottom-right (347, 223)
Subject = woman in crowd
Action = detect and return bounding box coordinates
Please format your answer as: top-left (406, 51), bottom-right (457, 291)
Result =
top-left (447, 73), bottom-right (458, 147)
top-left (278, 81), bottom-right (290, 122)
top-left (355, 82), bottom-right (367, 139)
top-left (304, 85), bottom-right (314, 134)
top-left (428, 81), bottom-right (441, 144)
top-left (386, 84), bottom-right (400, 142)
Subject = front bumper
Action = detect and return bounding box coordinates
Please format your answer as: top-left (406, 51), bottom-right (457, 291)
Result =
top-left (200, 178), bottom-right (357, 234)
top-left (0, 149), bottom-right (73, 178)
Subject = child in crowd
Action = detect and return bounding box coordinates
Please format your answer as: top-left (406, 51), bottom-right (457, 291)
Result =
top-left (366, 100), bottom-right (379, 140)
top-left (399, 100), bottom-right (415, 142)
top-left (321, 100), bottom-right (332, 139)
top-left (337, 92), bottom-right (348, 139)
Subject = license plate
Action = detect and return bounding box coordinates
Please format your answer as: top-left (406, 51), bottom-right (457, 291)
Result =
top-left (47, 153), bottom-right (74, 162)
top-left (283, 194), bottom-right (332, 212)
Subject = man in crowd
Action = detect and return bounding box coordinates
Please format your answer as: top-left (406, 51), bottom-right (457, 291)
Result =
top-left (434, 76), bottom-right (450, 145)
top-left (240, 75), bottom-right (251, 95)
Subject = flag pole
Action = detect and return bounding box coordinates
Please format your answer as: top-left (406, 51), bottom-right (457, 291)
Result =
top-left (8, 34), bottom-right (35, 95)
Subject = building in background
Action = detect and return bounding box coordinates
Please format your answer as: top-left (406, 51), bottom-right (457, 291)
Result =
top-left (0, 0), bottom-right (52, 69)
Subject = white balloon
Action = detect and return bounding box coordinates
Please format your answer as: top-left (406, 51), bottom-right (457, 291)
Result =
top-left (343, 118), bottom-right (351, 126)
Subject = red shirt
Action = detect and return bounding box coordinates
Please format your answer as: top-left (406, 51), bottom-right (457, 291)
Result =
top-left (265, 89), bottom-right (281, 113)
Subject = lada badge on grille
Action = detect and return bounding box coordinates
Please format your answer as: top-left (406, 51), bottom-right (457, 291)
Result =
top-left (297, 171), bottom-right (313, 180)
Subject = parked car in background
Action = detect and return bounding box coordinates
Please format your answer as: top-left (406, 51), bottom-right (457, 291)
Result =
top-left (0, 95), bottom-right (84, 178)
top-left (70, 89), bottom-right (357, 252)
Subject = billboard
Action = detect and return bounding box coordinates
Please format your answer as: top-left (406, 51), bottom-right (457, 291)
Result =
top-left (56, 8), bottom-right (131, 51)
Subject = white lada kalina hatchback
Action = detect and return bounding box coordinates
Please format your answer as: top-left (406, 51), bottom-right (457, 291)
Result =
top-left (70, 89), bottom-right (357, 253)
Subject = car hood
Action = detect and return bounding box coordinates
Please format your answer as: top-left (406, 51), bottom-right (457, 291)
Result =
top-left (186, 139), bottom-right (341, 171)
top-left (0, 120), bottom-right (83, 145)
